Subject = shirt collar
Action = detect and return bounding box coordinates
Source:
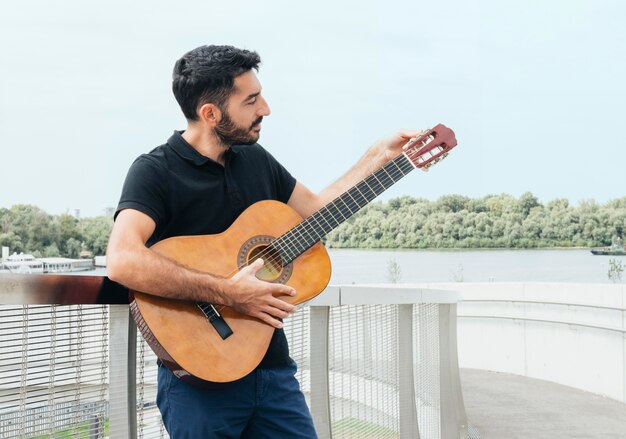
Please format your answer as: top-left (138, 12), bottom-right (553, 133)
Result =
top-left (167, 130), bottom-right (239, 167)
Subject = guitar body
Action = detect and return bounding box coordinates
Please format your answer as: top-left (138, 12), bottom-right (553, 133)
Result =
top-left (131, 200), bottom-right (332, 386)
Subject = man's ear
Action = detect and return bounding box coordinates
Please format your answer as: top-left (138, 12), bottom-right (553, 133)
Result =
top-left (198, 103), bottom-right (222, 127)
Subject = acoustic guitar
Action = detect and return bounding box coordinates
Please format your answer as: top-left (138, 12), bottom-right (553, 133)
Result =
top-left (131, 124), bottom-right (458, 386)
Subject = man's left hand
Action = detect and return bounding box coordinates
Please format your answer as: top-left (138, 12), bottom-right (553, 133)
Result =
top-left (378, 129), bottom-right (428, 161)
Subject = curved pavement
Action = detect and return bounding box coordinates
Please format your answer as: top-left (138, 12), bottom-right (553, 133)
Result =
top-left (461, 368), bottom-right (626, 439)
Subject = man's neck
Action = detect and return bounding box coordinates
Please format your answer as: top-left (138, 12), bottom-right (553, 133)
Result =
top-left (181, 124), bottom-right (229, 166)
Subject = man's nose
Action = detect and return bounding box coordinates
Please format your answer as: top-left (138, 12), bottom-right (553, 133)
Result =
top-left (258, 96), bottom-right (271, 116)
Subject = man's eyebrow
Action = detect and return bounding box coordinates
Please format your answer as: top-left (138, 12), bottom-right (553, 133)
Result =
top-left (243, 91), bottom-right (261, 102)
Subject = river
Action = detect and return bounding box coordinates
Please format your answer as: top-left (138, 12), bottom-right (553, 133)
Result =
top-left (76, 248), bottom-right (625, 285)
top-left (326, 248), bottom-right (625, 284)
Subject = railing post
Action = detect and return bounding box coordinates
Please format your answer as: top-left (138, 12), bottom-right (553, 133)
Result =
top-left (439, 303), bottom-right (468, 439)
top-left (109, 305), bottom-right (137, 439)
top-left (309, 305), bottom-right (332, 439)
top-left (398, 304), bottom-right (420, 438)
top-left (622, 285), bottom-right (626, 404)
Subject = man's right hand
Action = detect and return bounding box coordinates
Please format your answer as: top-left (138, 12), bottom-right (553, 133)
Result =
top-left (221, 258), bottom-right (297, 329)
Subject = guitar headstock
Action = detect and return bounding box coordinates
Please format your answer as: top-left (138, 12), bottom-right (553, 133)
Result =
top-left (403, 124), bottom-right (457, 171)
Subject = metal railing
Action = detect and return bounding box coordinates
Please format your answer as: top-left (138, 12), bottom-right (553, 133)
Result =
top-left (0, 278), bottom-right (467, 438)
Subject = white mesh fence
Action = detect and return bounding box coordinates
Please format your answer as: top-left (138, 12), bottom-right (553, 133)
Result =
top-left (136, 334), bottom-right (168, 439)
top-left (1, 302), bottom-right (444, 438)
top-left (414, 303), bottom-right (441, 439)
top-left (0, 305), bottom-right (109, 438)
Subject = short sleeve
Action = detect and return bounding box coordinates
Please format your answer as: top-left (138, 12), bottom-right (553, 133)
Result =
top-left (261, 147), bottom-right (297, 203)
top-left (115, 155), bottom-right (169, 226)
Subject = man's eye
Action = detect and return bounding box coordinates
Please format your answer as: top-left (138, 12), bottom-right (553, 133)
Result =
top-left (248, 98), bottom-right (257, 105)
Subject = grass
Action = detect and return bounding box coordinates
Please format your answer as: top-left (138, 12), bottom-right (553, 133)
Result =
top-left (30, 418), bottom-right (109, 439)
top-left (332, 417), bottom-right (398, 438)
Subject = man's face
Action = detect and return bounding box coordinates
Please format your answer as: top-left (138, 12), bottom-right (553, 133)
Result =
top-left (214, 70), bottom-right (270, 146)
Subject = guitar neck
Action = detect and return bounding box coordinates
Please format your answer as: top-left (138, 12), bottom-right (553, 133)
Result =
top-left (272, 152), bottom-right (416, 265)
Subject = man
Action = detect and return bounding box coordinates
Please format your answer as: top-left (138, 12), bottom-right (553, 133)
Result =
top-left (106, 45), bottom-right (420, 438)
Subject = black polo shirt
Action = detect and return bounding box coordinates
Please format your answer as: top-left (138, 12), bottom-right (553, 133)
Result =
top-left (115, 131), bottom-right (297, 368)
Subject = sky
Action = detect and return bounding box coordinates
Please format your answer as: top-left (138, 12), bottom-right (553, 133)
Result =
top-left (0, 0), bottom-right (624, 217)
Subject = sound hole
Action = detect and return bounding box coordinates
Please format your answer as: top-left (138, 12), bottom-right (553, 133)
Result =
top-left (248, 245), bottom-right (284, 282)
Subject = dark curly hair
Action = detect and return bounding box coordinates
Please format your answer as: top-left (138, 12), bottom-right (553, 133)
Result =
top-left (172, 45), bottom-right (261, 121)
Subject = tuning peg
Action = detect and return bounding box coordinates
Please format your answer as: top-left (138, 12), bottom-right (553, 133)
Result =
top-left (421, 152), bottom-right (449, 171)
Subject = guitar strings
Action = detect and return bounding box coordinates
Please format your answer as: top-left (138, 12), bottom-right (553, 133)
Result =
top-left (203, 135), bottom-right (444, 314)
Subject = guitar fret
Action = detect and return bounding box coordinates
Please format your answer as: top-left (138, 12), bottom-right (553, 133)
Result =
top-left (338, 197), bottom-right (355, 215)
top-left (358, 180), bottom-right (377, 201)
top-left (307, 220), bottom-right (324, 241)
top-left (380, 166), bottom-right (395, 183)
top-left (291, 230), bottom-right (307, 254)
top-left (365, 174), bottom-right (384, 195)
top-left (297, 220), bottom-right (323, 252)
top-left (348, 186), bottom-right (368, 209)
top-left (314, 211), bottom-right (333, 234)
top-left (322, 206), bottom-right (341, 228)
top-left (330, 200), bottom-right (348, 221)
top-left (388, 158), bottom-right (405, 177)
top-left (270, 238), bottom-right (287, 261)
top-left (376, 167), bottom-right (394, 189)
top-left (377, 168), bottom-right (392, 189)
top-left (302, 223), bottom-right (321, 242)
top-left (390, 158), bottom-right (407, 176)
top-left (308, 213), bottom-right (329, 236)
top-left (271, 242), bottom-right (291, 265)
top-left (297, 227), bottom-right (312, 248)
top-left (298, 221), bottom-right (317, 243)
top-left (344, 189), bottom-right (362, 211)
top-left (372, 172), bottom-right (385, 194)
top-left (308, 217), bottom-right (324, 238)
top-left (283, 244), bottom-right (297, 262)
top-left (351, 185), bottom-right (369, 205)
top-left (276, 237), bottom-right (296, 262)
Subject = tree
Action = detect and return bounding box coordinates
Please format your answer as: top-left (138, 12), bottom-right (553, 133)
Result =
top-left (79, 216), bottom-right (113, 255)
top-left (518, 192), bottom-right (541, 217)
top-left (65, 238), bottom-right (82, 259)
top-left (436, 194), bottom-right (469, 213)
top-left (43, 243), bottom-right (60, 257)
top-left (5, 204), bottom-right (54, 253)
top-left (53, 214), bottom-right (81, 255)
top-left (0, 232), bottom-right (24, 253)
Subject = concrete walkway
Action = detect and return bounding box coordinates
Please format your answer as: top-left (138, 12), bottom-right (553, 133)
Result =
top-left (461, 368), bottom-right (626, 439)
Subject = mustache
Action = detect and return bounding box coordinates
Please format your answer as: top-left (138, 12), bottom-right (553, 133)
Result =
top-left (251, 117), bottom-right (263, 128)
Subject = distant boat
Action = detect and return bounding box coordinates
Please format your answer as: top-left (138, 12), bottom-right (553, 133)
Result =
top-left (1, 252), bottom-right (94, 273)
top-left (590, 248), bottom-right (626, 256)
top-left (0, 252), bottom-right (44, 273)
top-left (590, 238), bottom-right (626, 255)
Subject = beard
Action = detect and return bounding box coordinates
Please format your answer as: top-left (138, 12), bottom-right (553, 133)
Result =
top-left (214, 111), bottom-right (263, 146)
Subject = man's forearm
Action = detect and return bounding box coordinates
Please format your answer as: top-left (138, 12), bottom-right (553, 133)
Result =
top-left (107, 245), bottom-right (228, 304)
top-left (317, 140), bottom-right (388, 206)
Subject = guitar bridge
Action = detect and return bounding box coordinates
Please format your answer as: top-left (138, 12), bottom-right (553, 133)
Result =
top-left (197, 303), bottom-right (234, 340)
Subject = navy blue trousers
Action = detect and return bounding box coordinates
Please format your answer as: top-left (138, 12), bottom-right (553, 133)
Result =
top-left (157, 361), bottom-right (318, 439)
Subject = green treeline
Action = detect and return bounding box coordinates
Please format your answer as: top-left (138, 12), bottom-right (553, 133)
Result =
top-left (2, 192), bottom-right (626, 257)
top-left (325, 192), bottom-right (626, 249)
top-left (0, 205), bottom-right (112, 258)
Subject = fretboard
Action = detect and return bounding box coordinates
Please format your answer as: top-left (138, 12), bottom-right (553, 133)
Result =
top-left (270, 152), bottom-right (415, 264)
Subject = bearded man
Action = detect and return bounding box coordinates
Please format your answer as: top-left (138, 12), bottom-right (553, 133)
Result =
top-left (106, 45), bottom-right (419, 438)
